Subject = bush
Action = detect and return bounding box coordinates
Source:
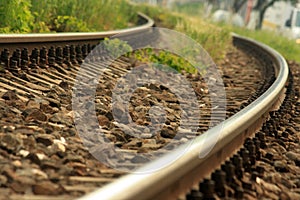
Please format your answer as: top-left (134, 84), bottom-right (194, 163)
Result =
top-left (51, 16), bottom-right (91, 32)
top-left (0, 0), bottom-right (34, 33)
top-left (0, 0), bottom-right (138, 33)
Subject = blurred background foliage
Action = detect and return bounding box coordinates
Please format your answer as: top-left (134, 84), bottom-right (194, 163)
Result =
top-left (0, 0), bottom-right (137, 33)
top-left (1, 0), bottom-right (298, 63)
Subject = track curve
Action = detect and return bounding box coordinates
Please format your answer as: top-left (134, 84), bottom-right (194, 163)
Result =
top-left (78, 34), bottom-right (289, 200)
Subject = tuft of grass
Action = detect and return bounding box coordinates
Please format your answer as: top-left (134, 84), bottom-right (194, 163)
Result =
top-left (132, 48), bottom-right (197, 74)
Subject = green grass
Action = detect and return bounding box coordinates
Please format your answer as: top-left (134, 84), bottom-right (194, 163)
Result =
top-left (227, 27), bottom-right (300, 62)
top-left (0, 0), bottom-right (137, 33)
top-left (172, 2), bottom-right (205, 17)
top-left (171, 3), bottom-right (300, 62)
top-left (169, 3), bottom-right (300, 62)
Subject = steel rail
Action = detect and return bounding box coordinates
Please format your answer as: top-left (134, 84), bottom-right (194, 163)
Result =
top-left (78, 34), bottom-right (289, 200)
top-left (0, 12), bottom-right (154, 43)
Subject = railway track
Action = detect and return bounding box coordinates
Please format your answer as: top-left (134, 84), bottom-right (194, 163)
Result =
top-left (77, 35), bottom-right (292, 200)
top-left (0, 14), bottom-right (299, 200)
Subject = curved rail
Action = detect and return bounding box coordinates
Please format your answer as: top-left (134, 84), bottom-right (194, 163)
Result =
top-left (78, 34), bottom-right (289, 200)
top-left (0, 12), bottom-right (154, 43)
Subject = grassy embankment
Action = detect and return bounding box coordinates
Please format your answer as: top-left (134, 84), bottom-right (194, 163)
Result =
top-left (169, 1), bottom-right (300, 63)
top-left (0, 0), bottom-right (137, 33)
top-left (228, 27), bottom-right (300, 62)
top-left (134, 3), bottom-right (231, 63)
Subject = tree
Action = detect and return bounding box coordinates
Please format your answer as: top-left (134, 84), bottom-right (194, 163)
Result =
top-left (253, 0), bottom-right (298, 29)
top-left (233, 0), bottom-right (248, 13)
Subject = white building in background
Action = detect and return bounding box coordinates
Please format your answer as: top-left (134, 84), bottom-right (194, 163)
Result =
top-left (263, 1), bottom-right (300, 41)
top-left (262, 1), bottom-right (294, 31)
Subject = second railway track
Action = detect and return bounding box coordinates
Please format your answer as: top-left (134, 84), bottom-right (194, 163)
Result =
top-left (0, 14), bottom-right (299, 200)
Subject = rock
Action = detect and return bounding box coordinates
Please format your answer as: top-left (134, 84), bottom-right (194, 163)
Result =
top-left (12, 160), bottom-right (22, 167)
top-left (140, 133), bottom-right (153, 139)
top-left (40, 160), bottom-right (60, 170)
top-left (59, 81), bottom-right (69, 90)
top-left (0, 175), bottom-right (7, 186)
top-left (295, 159), bottom-right (300, 167)
top-left (10, 181), bottom-right (31, 193)
top-left (142, 140), bottom-right (162, 149)
top-left (280, 192), bottom-right (290, 200)
top-left (123, 138), bottom-right (142, 148)
top-left (36, 135), bottom-right (53, 146)
top-left (63, 154), bottom-right (84, 164)
top-left (44, 97), bottom-right (61, 108)
top-left (294, 179), bottom-right (300, 188)
top-left (243, 192), bottom-right (257, 200)
top-left (286, 127), bottom-right (297, 135)
top-left (274, 139), bottom-right (287, 150)
top-left (36, 153), bottom-right (47, 161)
top-left (274, 160), bottom-right (289, 172)
top-left (2, 90), bottom-right (18, 101)
top-left (26, 99), bottom-right (41, 109)
top-left (112, 103), bottom-right (125, 119)
top-left (23, 135), bottom-right (36, 149)
top-left (0, 134), bottom-right (22, 151)
top-left (105, 111), bottom-right (113, 121)
top-left (40, 103), bottom-right (55, 114)
top-left (148, 83), bottom-right (160, 91)
top-left (161, 126), bottom-right (176, 139)
top-left (66, 103), bottom-right (72, 111)
top-left (256, 177), bottom-right (281, 194)
top-left (281, 177), bottom-right (294, 189)
top-left (286, 151), bottom-right (300, 162)
top-left (178, 127), bottom-right (192, 134)
top-left (32, 181), bottom-right (63, 195)
top-left (22, 108), bottom-right (47, 122)
top-left (254, 184), bottom-right (264, 195)
top-left (264, 190), bottom-right (280, 199)
top-left (31, 168), bottom-right (48, 180)
top-left (95, 103), bottom-right (109, 115)
top-left (51, 142), bottom-right (66, 153)
top-left (49, 112), bottom-right (63, 123)
top-left (49, 112), bottom-right (73, 126)
top-left (111, 125), bottom-right (131, 141)
top-left (19, 150), bottom-right (30, 157)
top-left (2, 125), bottom-right (15, 133)
top-left (26, 153), bottom-right (42, 165)
top-left (64, 128), bottom-right (77, 137)
top-left (284, 192), bottom-right (300, 200)
top-left (2, 168), bottom-right (17, 181)
top-left (98, 115), bottom-right (110, 127)
top-left (131, 155), bottom-right (150, 163)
